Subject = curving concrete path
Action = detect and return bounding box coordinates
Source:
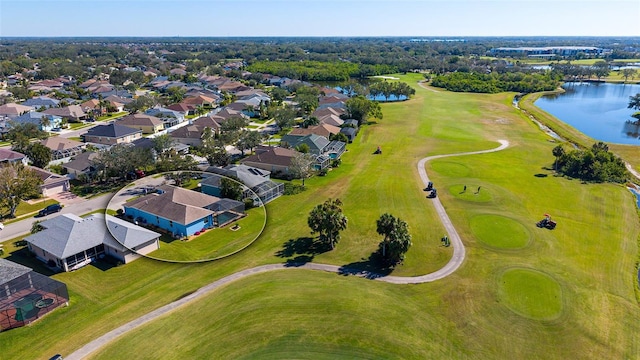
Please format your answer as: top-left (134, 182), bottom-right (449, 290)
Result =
top-left (66, 140), bottom-right (509, 360)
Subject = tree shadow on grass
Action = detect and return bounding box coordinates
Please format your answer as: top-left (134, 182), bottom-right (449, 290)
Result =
top-left (337, 251), bottom-right (393, 280)
top-left (276, 237), bottom-right (330, 265)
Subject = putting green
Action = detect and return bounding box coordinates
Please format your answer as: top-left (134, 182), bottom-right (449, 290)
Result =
top-left (449, 184), bottom-right (492, 202)
top-left (470, 214), bottom-right (530, 249)
top-left (498, 268), bottom-right (563, 320)
top-left (430, 160), bottom-right (471, 178)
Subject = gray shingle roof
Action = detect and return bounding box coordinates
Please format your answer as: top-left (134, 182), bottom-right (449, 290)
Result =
top-left (0, 258), bottom-right (32, 285)
top-left (25, 213), bottom-right (159, 258)
top-left (84, 123), bottom-right (141, 138)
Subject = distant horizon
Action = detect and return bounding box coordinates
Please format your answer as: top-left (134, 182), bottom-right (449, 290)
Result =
top-left (1, 0), bottom-right (638, 38)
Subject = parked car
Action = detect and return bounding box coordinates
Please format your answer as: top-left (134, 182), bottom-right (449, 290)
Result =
top-left (0, 222), bottom-right (4, 230)
top-left (38, 204), bottom-right (63, 216)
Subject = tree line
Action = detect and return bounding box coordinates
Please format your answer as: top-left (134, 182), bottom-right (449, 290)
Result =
top-left (247, 60), bottom-right (398, 81)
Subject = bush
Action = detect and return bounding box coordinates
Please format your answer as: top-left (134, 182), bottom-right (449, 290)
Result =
top-left (243, 198), bottom-right (255, 209)
top-left (284, 183), bottom-right (306, 195)
top-left (318, 168), bottom-right (328, 176)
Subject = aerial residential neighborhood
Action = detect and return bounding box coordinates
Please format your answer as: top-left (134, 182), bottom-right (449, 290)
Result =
top-left (1, 1), bottom-right (640, 359)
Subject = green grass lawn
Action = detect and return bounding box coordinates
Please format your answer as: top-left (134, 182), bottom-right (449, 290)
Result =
top-left (1, 199), bottom-right (59, 223)
top-left (149, 207), bottom-right (267, 262)
top-left (97, 112), bottom-right (128, 121)
top-left (1, 73), bottom-right (639, 359)
top-left (498, 267), bottom-right (563, 320)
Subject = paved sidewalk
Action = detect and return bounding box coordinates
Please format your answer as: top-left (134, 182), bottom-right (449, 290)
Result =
top-left (65, 139), bottom-right (510, 360)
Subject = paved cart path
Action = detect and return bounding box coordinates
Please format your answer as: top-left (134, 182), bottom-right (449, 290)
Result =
top-left (66, 140), bottom-right (509, 360)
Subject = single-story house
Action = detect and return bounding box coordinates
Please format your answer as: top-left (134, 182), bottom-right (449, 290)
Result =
top-left (312, 106), bottom-right (346, 119)
top-left (169, 116), bottom-right (223, 147)
top-left (12, 112), bottom-right (62, 132)
top-left (21, 96), bottom-right (60, 109)
top-left (0, 258), bottom-right (69, 331)
top-left (81, 123), bottom-right (143, 145)
top-left (43, 105), bottom-right (87, 122)
top-left (318, 114), bottom-right (345, 127)
top-left (0, 103), bottom-right (34, 120)
top-left (118, 114), bottom-right (164, 134)
top-left (25, 213), bottom-right (160, 272)
top-left (40, 137), bottom-right (86, 160)
top-left (124, 185), bottom-right (245, 237)
top-left (29, 166), bottom-right (70, 196)
top-left (0, 148), bottom-right (28, 166)
top-left (80, 99), bottom-right (106, 116)
top-left (281, 134), bottom-right (330, 156)
top-left (182, 94), bottom-right (218, 108)
top-left (62, 152), bottom-right (99, 180)
top-left (289, 123), bottom-right (340, 139)
top-left (213, 107), bottom-right (249, 120)
top-left (145, 107), bottom-right (185, 127)
top-left (340, 127), bottom-right (357, 143)
top-left (202, 164), bottom-right (284, 205)
top-left (166, 103), bottom-right (194, 116)
top-left (240, 146), bottom-right (300, 174)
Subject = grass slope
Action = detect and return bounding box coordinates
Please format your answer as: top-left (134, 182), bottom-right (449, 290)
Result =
top-left (1, 73), bottom-right (639, 360)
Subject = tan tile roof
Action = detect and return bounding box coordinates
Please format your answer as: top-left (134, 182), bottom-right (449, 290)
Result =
top-left (41, 137), bottom-right (85, 151)
top-left (241, 147), bottom-right (300, 167)
top-left (118, 114), bottom-right (164, 127)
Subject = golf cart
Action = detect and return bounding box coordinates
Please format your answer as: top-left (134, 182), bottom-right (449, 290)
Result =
top-left (536, 214), bottom-right (557, 230)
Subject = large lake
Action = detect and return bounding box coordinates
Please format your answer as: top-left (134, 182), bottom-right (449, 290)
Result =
top-left (535, 82), bottom-right (640, 145)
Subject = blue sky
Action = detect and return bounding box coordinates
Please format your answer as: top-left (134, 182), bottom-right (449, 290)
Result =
top-left (1, 0), bottom-right (639, 37)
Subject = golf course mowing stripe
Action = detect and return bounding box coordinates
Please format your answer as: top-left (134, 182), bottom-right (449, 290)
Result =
top-left (470, 214), bottom-right (531, 250)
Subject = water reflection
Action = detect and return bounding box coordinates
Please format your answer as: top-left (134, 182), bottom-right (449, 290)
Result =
top-left (623, 120), bottom-right (640, 139)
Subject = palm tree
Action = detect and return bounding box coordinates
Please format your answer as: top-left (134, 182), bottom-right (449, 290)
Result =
top-left (40, 115), bottom-right (51, 131)
top-left (552, 145), bottom-right (565, 172)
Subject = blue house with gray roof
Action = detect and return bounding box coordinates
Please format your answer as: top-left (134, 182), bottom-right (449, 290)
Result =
top-left (12, 112), bottom-right (62, 131)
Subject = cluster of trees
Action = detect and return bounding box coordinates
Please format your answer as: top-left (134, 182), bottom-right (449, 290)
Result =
top-left (306, 200), bottom-right (412, 266)
top-left (552, 142), bottom-right (628, 183)
top-left (431, 72), bottom-right (561, 93)
top-left (344, 96), bottom-right (382, 124)
top-left (368, 80), bottom-right (416, 101)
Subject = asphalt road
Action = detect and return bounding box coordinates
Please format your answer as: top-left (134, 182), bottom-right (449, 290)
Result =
top-left (0, 193), bottom-right (113, 242)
